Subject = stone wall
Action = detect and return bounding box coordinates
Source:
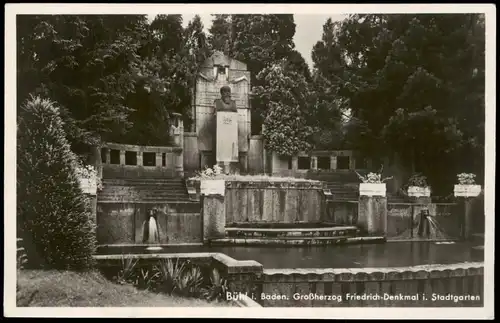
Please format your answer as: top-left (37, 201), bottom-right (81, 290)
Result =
top-left (470, 193), bottom-right (485, 234)
top-left (93, 251), bottom-right (484, 308)
top-left (224, 181), bottom-right (326, 224)
top-left (183, 132), bottom-right (199, 173)
top-left (96, 202), bottom-right (202, 245)
top-left (323, 201), bottom-right (358, 225)
top-left (248, 135), bottom-right (264, 174)
top-left (101, 143), bottom-right (183, 179)
top-left (270, 150), bottom-right (365, 177)
top-left (260, 262), bottom-right (484, 307)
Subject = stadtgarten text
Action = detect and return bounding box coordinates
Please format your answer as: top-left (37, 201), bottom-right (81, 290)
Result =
top-left (226, 292), bottom-right (481, 303)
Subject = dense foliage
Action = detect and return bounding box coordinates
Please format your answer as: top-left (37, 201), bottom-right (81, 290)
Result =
top-left (208, 14), bottom-right (305, 135)
top-left (17, 14), bottom-right (485, 192)
top-left (312, 14), bottom-right (485, 192)
top-left (17, 14), bottom-right (210, 154)
top-left (17, 96), bottom-right (97, 270)
top-left (253, 60), bottom-right (316, 156)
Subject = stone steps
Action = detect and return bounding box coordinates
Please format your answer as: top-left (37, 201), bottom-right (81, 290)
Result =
top-left (98, 191), bottom-right (190, 199)
top-left (103, 183), bottom-right (186, 188)
top-left (102, 178), bottom-right (186, 185)
top-left (98, 177), bottom-right (191, 202)
top-left (98, 196), bottom-right (191, 202)
top-left (226, 225), bottom-right (358, 233)
top-left (225, 225), bottom-right (359, 238)
top-left (99, 190), bottom-right (188, 197)
top-left (209, 236), bottom-right (385, 246)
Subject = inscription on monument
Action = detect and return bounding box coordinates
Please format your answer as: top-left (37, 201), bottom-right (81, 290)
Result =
top-left (215, 85), bottom-right (239, 163)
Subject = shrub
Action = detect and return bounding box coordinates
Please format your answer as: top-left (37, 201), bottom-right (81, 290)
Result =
top-left (408, 173), bottom-right (429, 187)
top-left (201, 268), bottom-right (229, 302)
top-left (17, 95), bottom-right (97, 270)
top-left (457, 173), bottom-right (477, 185)
top-left (355, 165), bottom-right (393, 183)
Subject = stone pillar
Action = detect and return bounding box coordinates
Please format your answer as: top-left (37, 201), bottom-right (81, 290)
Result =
top-left (311, 156), bottom-right (318, 170)
top-left (238, 152), bottom-right (248, 174)
top-left (119, 150), bottom-right (126, 165)
top-left (357, 184), bottom-right (388, 236)
top-left (137, 151), bottom-right (143, 166)
top-left (201, 180), bottom-right (226, 242)
top-left (177, 114), bottom-right (184, 148)
top-left (90, 146), bottom-right (103, 179)
top-left (358, 196), bottom-right (387, 235)
top-left (350, 156), bottom-right (356, 170)
top-left (155, 153), bottom-right (163, 167)
top-left (460, 198), bottom-right (475, 240)
top-left (292, 156), bottom-right (298, 171)
top-left (454, 184), bottom-right (482, 240)
top-left (190, 88), bottom-right (196, 133)
top-left (330, 156), bottom-right (337, 170)
top-left (104, 148), bottom-right (111, 164)
top-left (176, 150), bottom-right (184, 177)
top-left (172, 114), bottom-right (184, 176)
top-left (86, 194), bottom-right (97, 224)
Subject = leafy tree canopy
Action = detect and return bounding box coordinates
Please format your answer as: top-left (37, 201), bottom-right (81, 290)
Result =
top-left (311, 14), bottom-right (485, 191)
top-left (17, 14), bottom-right (211, 152)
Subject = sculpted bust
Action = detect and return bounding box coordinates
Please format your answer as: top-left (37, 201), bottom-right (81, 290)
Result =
top-left (214, 86), bottom-right (237, 112)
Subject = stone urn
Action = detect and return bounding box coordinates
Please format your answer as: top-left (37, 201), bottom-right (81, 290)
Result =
top-left (359, 183), bottom-right (386, 197)
top-left (408, 186), bottom-right (431, 198)
top-left (454, 184), bottom-right (482, 198)
top-left (200, 179), bottom-right (226, 196)
top-left (78, 177), bottom-right (97, 195)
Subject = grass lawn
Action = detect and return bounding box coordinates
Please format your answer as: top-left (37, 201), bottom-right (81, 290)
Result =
top-left (17, 269), bottom-right (236, 307)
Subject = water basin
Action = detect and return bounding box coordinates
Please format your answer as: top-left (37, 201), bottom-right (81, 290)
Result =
top-left (97, 241), bottom-right (482, 269)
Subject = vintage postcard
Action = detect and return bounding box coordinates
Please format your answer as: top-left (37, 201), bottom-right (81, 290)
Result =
top-left (4, 3), bottom-right (495, 319)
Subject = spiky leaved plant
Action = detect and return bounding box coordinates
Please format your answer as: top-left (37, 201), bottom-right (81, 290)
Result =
top-left (201, 268), bottom-right (229, 302)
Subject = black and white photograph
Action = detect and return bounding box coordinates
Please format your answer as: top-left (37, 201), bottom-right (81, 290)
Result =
top-left (4, 3), bottom-right (495, 319)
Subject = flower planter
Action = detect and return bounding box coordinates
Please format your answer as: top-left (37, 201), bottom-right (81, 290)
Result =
top-left (78, 177), bottom-right (97, 195)
top-left (454, 184), bottom-right (481, 198)
top-left (408, 186), bottom-right (431, 198)
top-left (200, 179), bottom-right (226, 196)
top-left (359, 183), bottom-right (386, 197)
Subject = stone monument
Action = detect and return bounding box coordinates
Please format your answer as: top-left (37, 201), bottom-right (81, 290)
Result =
top-left (215, 86), bottom-right (239, 173)
top-left (193, 51), bottom-right (251, 172)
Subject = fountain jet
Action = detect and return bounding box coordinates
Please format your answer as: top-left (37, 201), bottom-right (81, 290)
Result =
top-left (416, 209), bottom-right (451, 241)
top-left (142, 208), bottom-right (163, 251)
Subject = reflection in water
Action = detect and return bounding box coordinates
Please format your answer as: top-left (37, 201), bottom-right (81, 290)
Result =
top-left (98, 241), bottom-right (481, 269)
top-left (208, 241), bottom-right (480, 269)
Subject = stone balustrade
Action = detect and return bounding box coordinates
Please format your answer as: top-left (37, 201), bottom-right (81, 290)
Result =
top-left (100, 143), bottom-right (183, 178)
top-left (260, 262), bottom-right (484, 307)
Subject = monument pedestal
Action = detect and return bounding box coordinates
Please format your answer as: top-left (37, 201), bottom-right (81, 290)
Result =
top-left (216, 110), bottom-right (239, 173)
top-left (358, 195), bottom-right (388, 236)
top-left (201, 180), bottom-right (226, 243)
top-left (460, 197), bottom-right (475, 240)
